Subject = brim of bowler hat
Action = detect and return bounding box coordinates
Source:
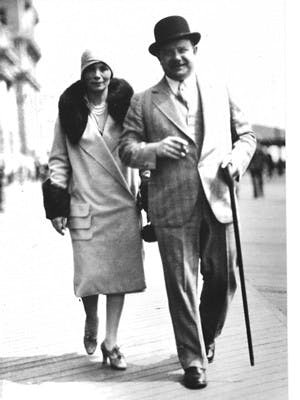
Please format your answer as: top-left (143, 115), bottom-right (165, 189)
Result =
top-left (148, 32), bottom-right (201, 56)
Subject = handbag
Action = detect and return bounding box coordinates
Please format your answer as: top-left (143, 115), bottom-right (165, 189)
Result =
top-left (137, 170), bottom-right (157, 242)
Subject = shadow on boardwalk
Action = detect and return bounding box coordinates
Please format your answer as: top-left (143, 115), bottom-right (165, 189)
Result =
top-left (1, 353), bottom-right (183, 384)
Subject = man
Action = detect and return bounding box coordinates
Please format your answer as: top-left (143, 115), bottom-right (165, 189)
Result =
top-left (248, 141), bottom-right (266, 198)
top-left (119, 16), bottom-right (256, 389)
top-left (0, 157), bottom-right (5, 212)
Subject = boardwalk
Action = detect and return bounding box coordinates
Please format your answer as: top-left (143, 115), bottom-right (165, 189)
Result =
top-left (0, 174), bottom-right (287, 399)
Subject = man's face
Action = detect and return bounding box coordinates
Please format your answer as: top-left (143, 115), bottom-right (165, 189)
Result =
top-left (158, 38), bottom-right (197, 81)
top-left (82, 62), bottom-right (112, 94)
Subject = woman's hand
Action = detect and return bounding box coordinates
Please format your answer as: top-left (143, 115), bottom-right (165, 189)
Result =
top-left (51, 217), bottom-right (67, 235)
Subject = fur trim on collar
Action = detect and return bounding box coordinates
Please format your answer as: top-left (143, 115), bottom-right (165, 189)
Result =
top-left (58, 78), bottom-right (134, 145)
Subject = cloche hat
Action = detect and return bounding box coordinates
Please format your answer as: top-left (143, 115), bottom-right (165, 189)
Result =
top-left (149, 15), bottom-right (201, 56)
top-left (80, 49), bottom-right (113, 77)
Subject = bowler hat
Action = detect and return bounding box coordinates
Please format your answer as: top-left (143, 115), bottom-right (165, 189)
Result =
top-left (149, 16), bottom-right (201, 56)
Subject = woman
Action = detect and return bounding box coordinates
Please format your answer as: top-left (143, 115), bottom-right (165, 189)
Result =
top-left (42, 49), bottom-right (145, 370)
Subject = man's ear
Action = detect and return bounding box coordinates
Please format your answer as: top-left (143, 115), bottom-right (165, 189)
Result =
top-left (193, 46), bottom-right (198, 55)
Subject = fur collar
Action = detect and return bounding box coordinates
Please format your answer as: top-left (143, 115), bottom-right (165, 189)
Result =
top-left (58, 78), bottom-right (133, 144)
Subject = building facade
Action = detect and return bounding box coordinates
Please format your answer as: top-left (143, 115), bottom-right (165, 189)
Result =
top-left (0, 0), bottom-right (41, 180)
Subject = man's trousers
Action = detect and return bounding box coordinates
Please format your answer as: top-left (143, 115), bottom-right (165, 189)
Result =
top-left (154, 185), bottom-right (237, 369)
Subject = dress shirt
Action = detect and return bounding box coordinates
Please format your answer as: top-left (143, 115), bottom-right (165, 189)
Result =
top-left (165, 73), bottom-right (199, 114)
top-left (165, 73), bottom-right (200, 143)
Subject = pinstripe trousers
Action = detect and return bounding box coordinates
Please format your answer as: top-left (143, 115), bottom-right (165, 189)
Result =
top-left (154, 183), bottom-right (237, 370)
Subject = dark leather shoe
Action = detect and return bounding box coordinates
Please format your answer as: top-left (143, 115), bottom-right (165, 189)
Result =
top-left (183, 367), bottom-right (207, 389)
top-left (206, 342), bottom-right (215, 364)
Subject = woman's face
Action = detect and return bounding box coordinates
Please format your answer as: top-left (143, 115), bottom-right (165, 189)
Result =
top-left (82, 62), bottom-right (112, 94)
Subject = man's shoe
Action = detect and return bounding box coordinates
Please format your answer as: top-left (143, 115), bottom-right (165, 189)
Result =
top-left (206, 342), bottom-right (215, 364)
top-left (183, 367), bottom-right (207, 389)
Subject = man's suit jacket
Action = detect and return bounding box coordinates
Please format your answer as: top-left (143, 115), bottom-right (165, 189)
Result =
top-left (119, 68), bottom-right (256, 226)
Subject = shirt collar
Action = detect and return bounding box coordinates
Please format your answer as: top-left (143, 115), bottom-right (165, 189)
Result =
top-left (165, 73), bottom-right (197, 94)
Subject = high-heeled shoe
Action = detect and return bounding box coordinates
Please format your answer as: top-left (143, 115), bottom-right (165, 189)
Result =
top-left (100, 341), bottom-right (127, 370)
top-left (83, 317), bottom-right (99, 355)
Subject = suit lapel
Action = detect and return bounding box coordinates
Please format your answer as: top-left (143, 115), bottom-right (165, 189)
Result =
top-left (79, 115), bottom-right (132, 195)
top-left (196, 69), bottom-right (223, 158)
top-left (151, 78), bottom-right (189, 136)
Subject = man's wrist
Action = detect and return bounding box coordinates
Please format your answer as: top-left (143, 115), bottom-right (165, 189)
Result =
top-left (147, 142), bottom-right (160, 157)
top-left (137, 142), bottom-right (158, 169)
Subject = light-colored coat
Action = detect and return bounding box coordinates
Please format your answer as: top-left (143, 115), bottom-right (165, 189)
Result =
top-left (120, 68), bottom-right (256, 225)
top-left (49, 114), bottom-right (145, 297)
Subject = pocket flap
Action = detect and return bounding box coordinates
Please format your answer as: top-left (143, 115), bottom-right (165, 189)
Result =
top-left (68, 215), bottom-right (92, 229)
top-left (69, 202), bottom-right (90, 217)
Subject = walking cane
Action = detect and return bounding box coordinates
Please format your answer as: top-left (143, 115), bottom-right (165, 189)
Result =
top-left (222, 165), bottom-right (255, 366)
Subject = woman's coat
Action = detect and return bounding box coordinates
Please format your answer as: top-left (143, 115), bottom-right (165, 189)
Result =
top-left (49, 113), bottom-right (146, 297)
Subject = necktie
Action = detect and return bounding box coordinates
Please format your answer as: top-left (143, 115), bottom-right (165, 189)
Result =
top-left (176, 81), bottom-right (189, 109)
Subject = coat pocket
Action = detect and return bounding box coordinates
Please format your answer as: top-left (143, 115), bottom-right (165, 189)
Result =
top-left (68, 202), bottom-right (92, 240)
